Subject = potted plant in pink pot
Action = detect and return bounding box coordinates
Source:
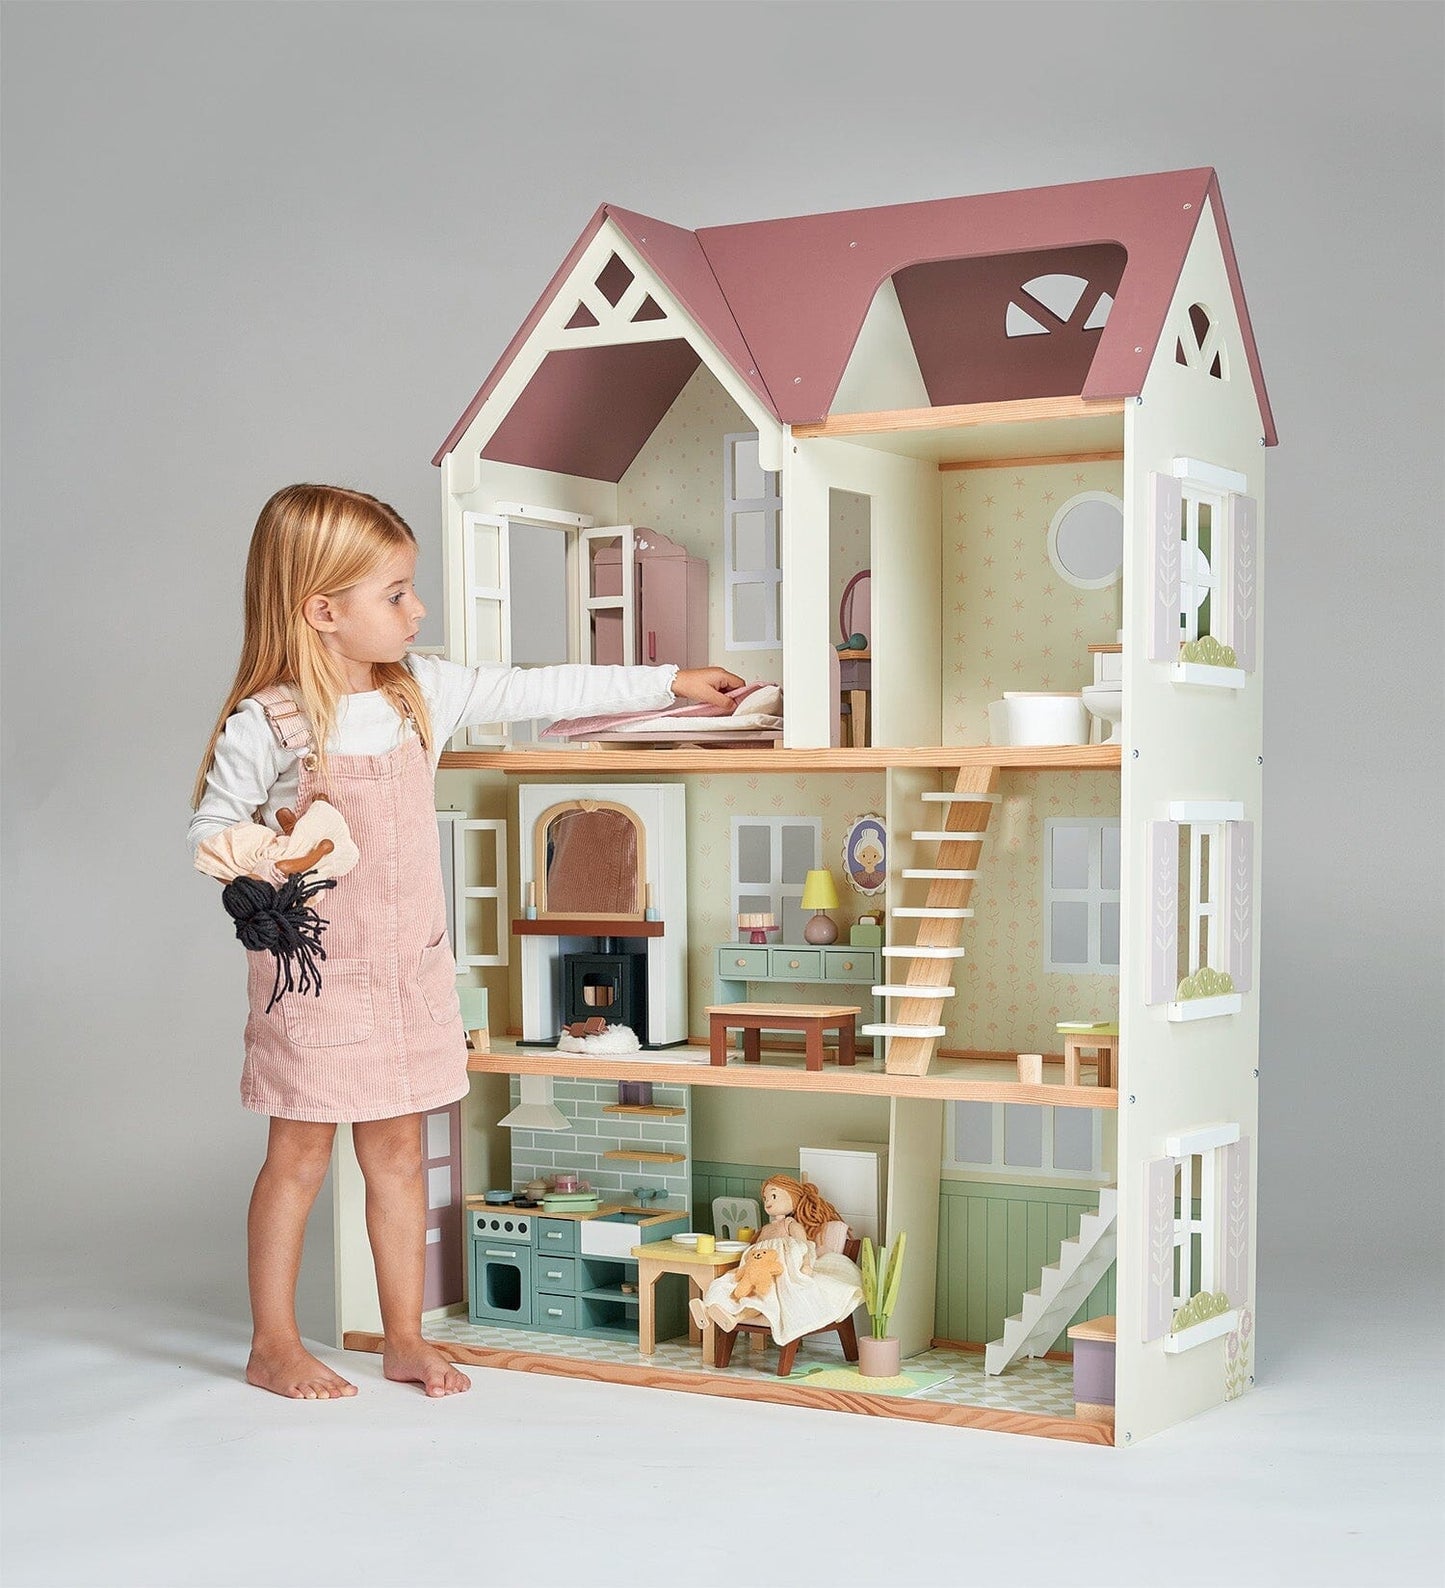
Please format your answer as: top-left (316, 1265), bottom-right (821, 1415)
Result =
top-left (857, 1231), bottom-right (907, 1377)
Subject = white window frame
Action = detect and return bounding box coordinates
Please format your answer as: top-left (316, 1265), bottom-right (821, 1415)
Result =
top-left (437, 811), bottom-right (508, 969)
top-left (729, 815), bottom-right (820, 942)
top-left (945, 1101), bottom-right (1108, 1187)
top-left (1178, 482), bottom-right (1225, 645)
top-left (1042, 817), bottom-right (1121, 975)
top-left (722, 432), bottom-right (782, 651)
top-left (1164, 1124), bottom-right (1240, 1310)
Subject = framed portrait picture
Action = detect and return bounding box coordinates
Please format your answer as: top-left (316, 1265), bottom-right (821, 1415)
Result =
top-left (842, 813), bottom-right (887, 896)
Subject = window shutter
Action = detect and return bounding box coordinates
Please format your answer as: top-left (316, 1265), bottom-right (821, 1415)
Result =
top-left (1223, 820), bottom-right (1254, 993)
top-left (460, 512), bottom-right (511, 746)
top-left (1148, 472), bottom-right (1183, 662)
top-left (1146, 820), bottom-right (1180, 1005)
top-left (1221, 1135), bottom-right (1251, 1307)
top-left (1225, 494), bottom-right (1258, 671)
top-left (1144, 1155), bottom-right (1175, 1342)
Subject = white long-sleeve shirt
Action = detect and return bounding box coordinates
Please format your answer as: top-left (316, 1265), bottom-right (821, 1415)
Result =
top-left (188, 653), bottom-right (678, 854)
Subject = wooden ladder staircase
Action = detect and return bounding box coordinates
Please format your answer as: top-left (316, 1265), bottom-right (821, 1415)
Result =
top-left (864, 764), bottom-right (1002, 1077)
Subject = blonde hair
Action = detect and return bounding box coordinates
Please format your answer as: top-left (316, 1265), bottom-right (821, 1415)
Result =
top-left (761, 1175), bottom-right (845, 1243)
top-left (192, 484), bottom-right (432, 808)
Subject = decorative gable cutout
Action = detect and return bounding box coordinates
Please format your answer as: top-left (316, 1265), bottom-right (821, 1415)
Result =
top-left (565, 303), bottom-right (600, 330)
top-left (594, 253), bottom-right (635, 307)
top-left (1005, 272), bottom-right (1113, 341)
top-left (631, 295), bottom-right (666, 323)
top-left (1175, 302), bottom-right (1228, 380)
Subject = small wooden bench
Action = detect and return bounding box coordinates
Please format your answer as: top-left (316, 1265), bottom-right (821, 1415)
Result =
top-left (706, 1002), bottom-right (860, 1072)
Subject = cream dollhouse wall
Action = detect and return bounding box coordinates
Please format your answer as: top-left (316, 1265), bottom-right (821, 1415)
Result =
top-left (617, 364), bottom-right (784, 685)
top-left (1115, 197), bottom-right (1264, 1445)
top-left (783, 436), bottom-right (942, 748)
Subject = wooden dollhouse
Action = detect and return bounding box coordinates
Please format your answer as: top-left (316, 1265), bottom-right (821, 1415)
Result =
top-left (334, 168), bottom-right (1269, 1447)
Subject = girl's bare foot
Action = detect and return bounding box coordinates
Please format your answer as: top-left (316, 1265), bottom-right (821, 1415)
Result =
top-left (246, 1341), bottom-right (358, 1400)
top-left (383, 1337), bottom-right (471, 1396)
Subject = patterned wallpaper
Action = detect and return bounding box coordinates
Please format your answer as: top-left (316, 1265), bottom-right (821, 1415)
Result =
top-left (946, 771), bottom-right (1120, 1054)
top-left (942, 461), bottom-right (1125, 744)
top-left (617, 365), bottom-right (783, 685)
top-left (681, 769), bottom-right (887, 1035)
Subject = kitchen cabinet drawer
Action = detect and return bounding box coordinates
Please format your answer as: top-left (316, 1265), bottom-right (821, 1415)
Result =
top-left (534, 1255), bottom-right (578, 1293)
top-left (770, 948), bottom-right (821, 980)
top-left (824, 948), bottom-right (875, 982)
top-left (535, 1294), bottom-right (579, 1331)
top-left (536, 1218), bottom-right (577, 1254)
top-left (717, 946), bottom-right (770, 979)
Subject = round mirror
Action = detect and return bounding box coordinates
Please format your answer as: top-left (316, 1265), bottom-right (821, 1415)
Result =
top-left (1047, 492), bottom-right (1125, 589)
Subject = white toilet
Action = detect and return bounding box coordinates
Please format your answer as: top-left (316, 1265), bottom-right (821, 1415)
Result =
top-left (1083, 640), bottom-right (1123, 744)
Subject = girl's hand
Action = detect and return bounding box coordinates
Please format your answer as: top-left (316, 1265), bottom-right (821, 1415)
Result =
top-left (672, 666), bottom-right (744, 711)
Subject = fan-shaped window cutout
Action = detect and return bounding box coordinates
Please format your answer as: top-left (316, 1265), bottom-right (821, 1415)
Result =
top-left (1006, 273), bottom-right (1113, 339)
top-left (1177, 302), bottom-right (1228, 380)
top-left (1005, 303), bottom-right (1050, 338)
top-left (565, 303), bottom-right (599, 330)
top-left (594, 254), bottom-right (634, 307)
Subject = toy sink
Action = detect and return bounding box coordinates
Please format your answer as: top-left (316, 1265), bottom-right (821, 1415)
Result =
top-left (579, 1208), bottom-right (686, 1258)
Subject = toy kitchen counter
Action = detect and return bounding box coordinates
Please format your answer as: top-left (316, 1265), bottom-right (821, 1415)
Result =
top-left (464, 1198), bottom-right (689, 1342)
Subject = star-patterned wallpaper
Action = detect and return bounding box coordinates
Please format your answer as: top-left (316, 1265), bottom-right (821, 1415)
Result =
top-left (942, 461), bottom-right (1125, 744)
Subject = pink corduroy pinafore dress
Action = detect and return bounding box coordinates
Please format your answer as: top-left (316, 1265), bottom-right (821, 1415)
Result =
top-left (238, 685), bottom-right (468, 1123)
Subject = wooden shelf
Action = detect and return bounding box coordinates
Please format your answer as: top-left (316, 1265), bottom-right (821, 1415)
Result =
top-left (469, 1039), bottom-right (1117, 1109)
top-left (511, 917), bottom-right (664, 937)
top-left (601, 1149), bottom-right (686, 1164)
top-left (442, 745), bottom-right (1121, 774)
top-left (602, 1103), bottom-right (686, 1117)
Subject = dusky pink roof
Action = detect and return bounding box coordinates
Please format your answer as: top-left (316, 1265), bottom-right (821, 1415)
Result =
top-left (435, 167), bottom-right (1275, 476)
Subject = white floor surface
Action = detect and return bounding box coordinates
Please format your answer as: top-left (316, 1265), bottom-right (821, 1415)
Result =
top-left (3, 1260), bottom-right (1440, 1588)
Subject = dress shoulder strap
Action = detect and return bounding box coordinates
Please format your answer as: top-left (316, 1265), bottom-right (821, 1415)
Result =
top-left (251, 684), bottom-right (314, 754)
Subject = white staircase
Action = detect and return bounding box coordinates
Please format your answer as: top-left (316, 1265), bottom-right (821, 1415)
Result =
top-left (985, 1189), bottom-right (1119, 1375)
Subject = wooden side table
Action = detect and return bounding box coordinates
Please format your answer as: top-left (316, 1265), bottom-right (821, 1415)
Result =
top-left (632, 1241), bottom-right (744, 1365)
top-left (1058, 1022), bottom-right (1119, 1087)
top-left (706, 1002), bottom-right (860, 1071)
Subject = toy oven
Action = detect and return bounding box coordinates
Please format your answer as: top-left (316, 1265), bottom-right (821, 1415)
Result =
top-left (468, 1211), bottom-right (534, 1327)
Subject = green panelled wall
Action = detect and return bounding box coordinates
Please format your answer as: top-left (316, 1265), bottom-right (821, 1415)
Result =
top-left (693, 1161), bottom-right (1115, 1354)
top-left (935, 1179), bottom-right (1115, 1353)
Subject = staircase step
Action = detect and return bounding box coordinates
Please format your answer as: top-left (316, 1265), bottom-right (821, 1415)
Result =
top-left (901, 868), bottom-right (979, 881)
top-left (872, 985), bottom-right (955, 998)
top-left (881, 945), bottom-right (967, 959)
top-left (891, 906), bottom-right (974, 919)
top-left (911, 830), bottom-right (989, 843)
top-left (861, 1023), bottom-right (948, 1039)
top-left (922, 791), bottom-right (1001, 804)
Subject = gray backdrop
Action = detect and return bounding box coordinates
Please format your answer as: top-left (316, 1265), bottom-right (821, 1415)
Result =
top-left (3, 2), bottom-right (1441, 1346)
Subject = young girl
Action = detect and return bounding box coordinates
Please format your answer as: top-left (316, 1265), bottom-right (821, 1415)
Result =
top-left (191, 483), bottom-right (741, 1400)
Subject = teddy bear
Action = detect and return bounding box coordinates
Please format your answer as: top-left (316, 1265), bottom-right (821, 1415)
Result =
top-left (730, 1246), bottom-right (785, 1302)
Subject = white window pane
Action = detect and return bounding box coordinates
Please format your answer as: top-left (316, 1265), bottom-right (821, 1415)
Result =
top-left (427, 1165), bottom-right (452, 1211)
top-left (425, 1112), bottom-right (450, 1160)
top-left (732, 511), bottom-right (771, 572)
top-left (1101, 824), bottom-right (1121, 891)
top-left (1004, 1105), bottom-right (1043, 1169)
top-left (956, 1102), bottom-right (993, 1166)
top-left (732, 580), bottom-right (774, 646)
top-left (737, 826), bottom-right (771, 885)
top-left (1051, 825), bottom-right (1090, 890)
top-left (1053, 1109), bottom-right (1095, 1173)
top-left (472, 526), bottom-right (501, 588)
top-left (737, 893), bottom-right (773, 923)
top-left (1099, 902), bottom-right (1120, 967)
top-left (780, 826), bottom-right (816, 885)
top-left (731, 436), bottom-right (765, 501)
top-left (426, 1226), bottom-right (442, 1245)
top-left (1051, 901), bottom-right (1090, 965)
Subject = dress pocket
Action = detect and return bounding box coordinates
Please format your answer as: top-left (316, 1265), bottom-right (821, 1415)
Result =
top-left (279, 958), bottom-right (374, 1047)
top-left (418, 937), bottom-right (461, 1025)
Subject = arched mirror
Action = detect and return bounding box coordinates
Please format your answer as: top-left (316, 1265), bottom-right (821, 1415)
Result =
top-left (536, 801), bottom-right (646, 916)
top-left (1047, 492), bottom-right (1125, 589)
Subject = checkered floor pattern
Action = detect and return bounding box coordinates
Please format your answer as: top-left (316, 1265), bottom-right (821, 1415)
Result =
top-left (423, 1314), bottom-right (1077, 1418)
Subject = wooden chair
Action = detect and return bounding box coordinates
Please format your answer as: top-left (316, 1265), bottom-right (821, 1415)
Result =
top-left (713, 1235), bottom-right (862, 1377)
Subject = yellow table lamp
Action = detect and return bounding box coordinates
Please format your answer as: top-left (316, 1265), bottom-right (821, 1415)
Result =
top-left (801, 869), bottom-right (841, 945)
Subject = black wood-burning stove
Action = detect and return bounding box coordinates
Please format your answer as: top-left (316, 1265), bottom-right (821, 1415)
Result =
top-left (561, 940), bottom-right (649, 1036)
